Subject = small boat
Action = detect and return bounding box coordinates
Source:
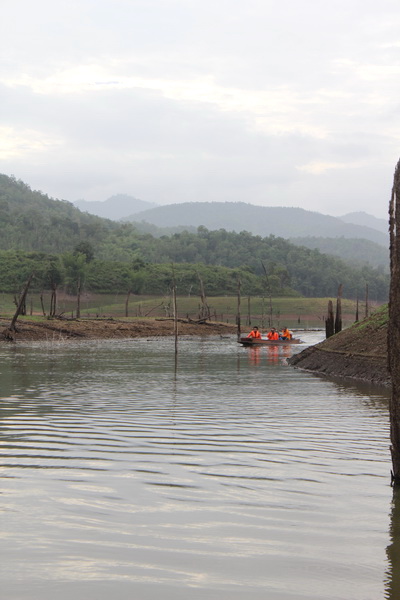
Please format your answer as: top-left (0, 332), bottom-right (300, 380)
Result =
top-left (238, 336), bottom-right (302, 346)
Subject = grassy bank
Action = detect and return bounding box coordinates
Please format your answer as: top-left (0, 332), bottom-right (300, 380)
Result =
top-left (289, 304), bottom-right (390, 386)
top-left (0, 292), bottom-right (382, 330)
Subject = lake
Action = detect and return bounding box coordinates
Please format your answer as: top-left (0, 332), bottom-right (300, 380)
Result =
top-left (0, 331), bottom-right (396, 600)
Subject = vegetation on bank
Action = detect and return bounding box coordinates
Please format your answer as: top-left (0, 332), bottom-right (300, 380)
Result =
top-left (0, 292), bottom-right (371, 330)
top-left (0, 174), bottom-right (389, 301)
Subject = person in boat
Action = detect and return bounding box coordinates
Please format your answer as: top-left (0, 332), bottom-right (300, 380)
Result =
top-left (246, 325), bottom-right (262, 339)
top-left (267, 328), bottom-right (279, 340)
top-left (280, 327), bottom-right (292, 340)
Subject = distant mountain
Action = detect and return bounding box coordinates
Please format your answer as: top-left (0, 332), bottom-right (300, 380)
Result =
top-left (128, 202), bottom-right (389, 247)
top-left (75, 194), bottom-right (157, 220)
top-left (290, 236), bottom-right (389, 272)
top-left (339, 211), bottom-right (388, 235)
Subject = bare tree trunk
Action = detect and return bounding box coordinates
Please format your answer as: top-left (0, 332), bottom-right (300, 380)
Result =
top-left (8, 274), bottom-right (34, 334)
top-left (355, 294), bottom-right (359, 322)
top-left (325, 299), bottom-right (334, 338)
top-left (197, 273), bottom-right (210, 321)
top-left (40, 292), bottom-right (46, 317)
top-left (50, 285), bottom-right (57, 317)
top-left (261, 296), bottom-right (265, 329)
top-left (334, 283), bottom-right (343, 334)
top-left (365, 283), bottom-right (369, 319)
top-left (261, 261), bottom-right (273, 327)
top-left (76, 276), bottom-right (81, 319)
top-left (125, 290), bottom-right (131, 318)
top-left (389, 158), bottom-right (400, 484)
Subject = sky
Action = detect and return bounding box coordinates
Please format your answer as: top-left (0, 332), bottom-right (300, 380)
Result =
top-left (1, 0), bottom-right (400, 219)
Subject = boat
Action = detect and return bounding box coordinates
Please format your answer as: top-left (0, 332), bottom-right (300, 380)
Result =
top-left (238, 336), bottom-right (302, 346)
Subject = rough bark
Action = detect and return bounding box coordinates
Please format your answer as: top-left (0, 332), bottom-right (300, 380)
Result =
top-left (325, 299), bottom-right (334, 338)
top-left (334, 283), bottom-right (343, 334)
top-left (4, 274), bottom-right (34, 339)
top-left (389, 158), bottom-right (400, 484)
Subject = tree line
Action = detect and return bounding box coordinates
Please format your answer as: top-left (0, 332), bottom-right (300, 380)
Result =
top-left (0, 174), bottom-right (389, 300)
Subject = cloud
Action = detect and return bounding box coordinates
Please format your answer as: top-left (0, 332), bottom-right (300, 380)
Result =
top-left (1, 0), bottom-right (400, 218)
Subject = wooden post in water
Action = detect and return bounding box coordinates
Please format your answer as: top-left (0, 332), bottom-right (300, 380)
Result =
top-left (388, 158), bottom-right (400, 484)
top-left (173, 283), bottom-right (178, 355)
top-left (334, 283), bottom-right (343, 334)
top-left (236, 278), bottom-right (241, 340)
top-left (325, 299), bottom-right (334, 338)
top-left (171, 265), bottom-right (178, 355)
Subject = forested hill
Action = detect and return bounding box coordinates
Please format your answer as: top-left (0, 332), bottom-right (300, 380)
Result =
top-left (128, 202), bottom-right (388, 247)
top-left (290, 236), bottom-right (389, 271)
top-left (0, 174), bottom-right (120, 253)
top-left (0, 174), bottom-right (389, 300)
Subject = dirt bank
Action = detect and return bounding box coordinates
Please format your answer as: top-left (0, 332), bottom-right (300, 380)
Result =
top-left (0, 317), bottom-right (237, 342)
top-left (289, 306), bottom-right (390, 387)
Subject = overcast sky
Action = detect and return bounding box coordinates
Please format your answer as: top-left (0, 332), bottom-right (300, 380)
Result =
top-left (2, 0), bottom-right (400, 219)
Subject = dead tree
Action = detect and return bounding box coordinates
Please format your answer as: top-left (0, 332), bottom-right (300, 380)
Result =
top-left (389, 158), bottom-right (400, 484)
top-left (261, 261), bottom-right (273, 327)
top-left (355, 294), bottom-right (359, 322)
top-left (49, 283), bottom-right (58, 318)
top-left (125, 290), bottom-right (131, 317)
top-left (197, 273), bottom-right (211, 321)
top-left (40, 292), bottom-right (46, 317)
top-left (334, 283), bottom-right (343, 334)
top-left (3, 274), bottom-right (34, 339)
top-left (325, 299), bottom-right (334, 338)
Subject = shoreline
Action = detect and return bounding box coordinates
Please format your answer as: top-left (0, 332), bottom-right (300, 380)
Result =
top-left (289, 345), bottom-right (390, 387)
top-left (288, 307), bottom-right (390, 387)
top-left (2, 314), bottom-right (390, 389)
top-left (0, 317), bottom-right (238, 342)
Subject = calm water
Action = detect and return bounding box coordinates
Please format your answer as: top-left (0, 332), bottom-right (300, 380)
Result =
top-left (0, 331), bottom-right (396, 600)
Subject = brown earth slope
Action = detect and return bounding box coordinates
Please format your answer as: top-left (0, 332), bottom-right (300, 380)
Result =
top-left (289, 305), bottom-right (390, 387)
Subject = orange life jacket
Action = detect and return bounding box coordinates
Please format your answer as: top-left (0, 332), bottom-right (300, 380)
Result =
top-left (247, 329), bottom-right (261, 338)
top-left (281, 329), bottom-right (292, 339)
top-left (267, 331), bottom-right (279, 340)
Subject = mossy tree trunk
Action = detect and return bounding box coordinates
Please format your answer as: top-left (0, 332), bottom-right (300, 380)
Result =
top-left (389, 158), bottom-right (400, 484)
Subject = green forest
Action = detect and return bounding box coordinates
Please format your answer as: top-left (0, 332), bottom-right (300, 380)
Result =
top-left (0, 174), bottom-right (389, 301)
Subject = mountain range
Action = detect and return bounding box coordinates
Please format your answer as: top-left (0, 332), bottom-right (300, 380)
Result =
top-left (125, 202), bottom-right (388, 246)
top-left (74, 195), bottom-right (388, 244)
top-left (75, 194), bottom-right (157, 220)
top-left (75, 196), bottom-right (387, 244)
top-left (73, 195), bottom-right (389, 269)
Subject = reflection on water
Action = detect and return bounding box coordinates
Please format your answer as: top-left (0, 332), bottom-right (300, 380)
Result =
top-left (0, 332), bottom-right (393, 600)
